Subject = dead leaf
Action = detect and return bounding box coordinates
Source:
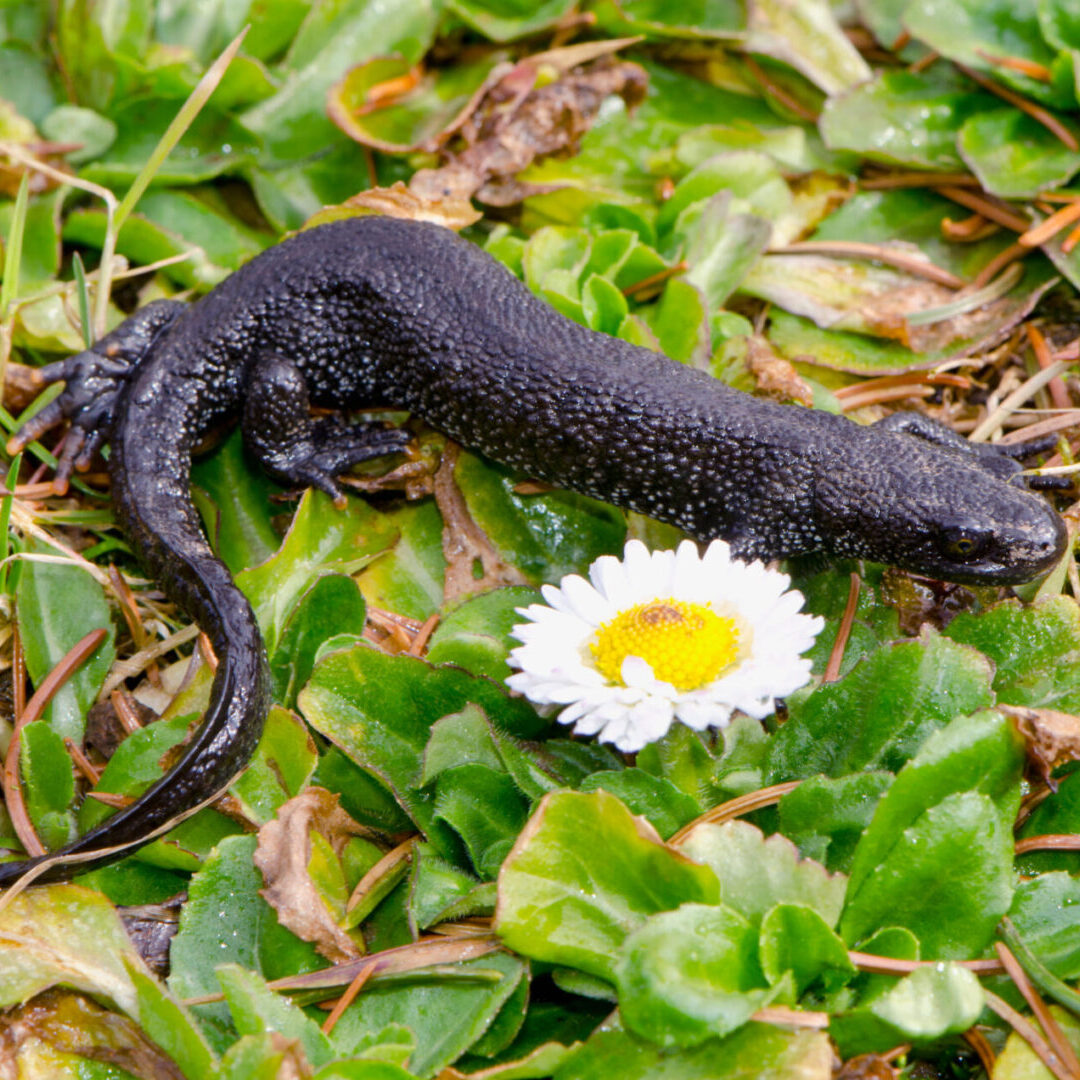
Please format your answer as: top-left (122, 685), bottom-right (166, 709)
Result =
top-left (253, 788), bottom-right (370, 964)
top-left (1001, 704), bottom-right (1080, 785)
top-left (408, 55), bottom-right (647, 208)
top-left (434, 442), bottom-right (528, 603)
top-left (303, 183), bottom-right (481, 231)
top-left (118, 897), bottom-right (183, 979)
top-left (0, 990), bottom-right (186, 1080)
top-left (744, 336), bottom-right (814, 405)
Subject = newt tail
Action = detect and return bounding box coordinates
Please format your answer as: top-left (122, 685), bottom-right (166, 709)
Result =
top-left (2, 216), bottom-right (1067, 884)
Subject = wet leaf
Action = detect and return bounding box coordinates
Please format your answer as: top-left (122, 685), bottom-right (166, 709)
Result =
top-left (839, 791), bottom-right (1014, 958)
top-left (16, 545), bottom-right (115, 743)
top-left (495, 790), bottom-right (721, 982)
top-left (759, 903), bottom-right (855, 995)
top-left (238, 488), bottom-right (398, 655)
top-left (677, 821), bottom-right (847, 930)
top-left (820, 69), bottom-right (995, 170)
top-left (555, 1021), bottom-right (832, 1080)
top-left (766, 631), bottom-right (995, 781)
top-left (830, 964), bottom-right (984, 1058)
top-left (959, 107), bottom-right (1080, 198)
top-left (616, 903), bottom-right (770, 1047)
top-left (945, 596), bottom-right (1080, 713)
top-left (168, 836), bottom-right (325, 1054)
top-left (1008, 873), bottom-right (1080, 980)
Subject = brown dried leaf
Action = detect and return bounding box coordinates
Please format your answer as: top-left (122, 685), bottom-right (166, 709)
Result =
top-left (253, 788), bottom-right (369, 964)
top-left (835, 1052), bottom-right (899, 1079)
top-left (434, 443), bottom-right (528, 603)
top-left (745, 336), bottom-right (814, 405)
top-left (304, 183), bottom-right (481, 231)
top-left (1001, 704), bottom-right (1080, 785)
top-left (0, 990), bottom-right (186, 1080)
top-left (408, 56), bottom-right (647, 208)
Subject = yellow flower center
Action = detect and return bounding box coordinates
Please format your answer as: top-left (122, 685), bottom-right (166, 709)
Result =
top-left (590, 599), bottom-right (740, 691)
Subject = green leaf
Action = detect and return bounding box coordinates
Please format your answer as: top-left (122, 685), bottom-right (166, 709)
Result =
top-left (778, 772), bottom-right (893, 873)
top-left (846, 709), bottom-right (1024, 900)
top-left (126, 958), bottom-right (219, 1080)
top-left (616, 903), bottom-right (770, 1048)
top-left (678, 821), bottom-right (847, 930)
top-left (1008, 873), bottom-right (1080, 981)
top-left (589, 0), bottom-right (744, 39)
top-left (238, 489), bottom-right (398, 655)
top-left (636, 724), bottom-right (718, 808)
top-left (904, 0), bottom-right (1067, 108)
top-left (434, 764), bottom-right (530, 880)
top-left (959, 108), bottom-right (1080, 198)
top-left (168, 836), bottom-right (324, 1054)
top-left (944, 596), bottom-right (1080, 712)
top-left (495, 790), bottom-right (721, 982)
top-left (744, 0), bottom-right (871, 95)
top-left (765, 631), bottom-right (995, 782)
top-left (326, 951), bottom-right (527, 1079)
top-left (445, 0), bottom-right (578, 41)
top-left (268, 574), bottom-right (368, 706)
top-left (78, 713), bottom-right (192, 833)
top-left (230, 706), bottom-right (319, 826)
top-left (191, 428), bottom-right (282, 574)
top-left (456, 450), bottom-right (626, 585)
top-left (758, 903), bottom-right (855, 995)
top-left (355, 499), bottom-right (445, 621)
top-left (839, 792), bottom-right (1014, 958)
top-left (408, 841), bottom-right (481, 932)
top-left (830, 964), bottom-right (984, 1058)
top-left (218, 963), bottom-right (334, 1068)
top-left (426, 586), bottom-right (539, 682)
top-left (579, 768), bottom-right (700, 839)
top-left (820, 69), bottom-right (996, 170)
top-left (299, 644), bottom-right (546, 854)
top-left (1017, 768), bottom-right (1080, 874)
top-left (328, 52), bottom-right (503, 152)
top-left (994, 1004), bottom-right (1080, 1080)
top-left (15, 547), bottom-right (115, 743)
top-left (241, 0), bottom-right (440, 159)
top-left (20, 722), bottom-right (75, 850)
top-left (554, 1021), bottom-right (832, 1080)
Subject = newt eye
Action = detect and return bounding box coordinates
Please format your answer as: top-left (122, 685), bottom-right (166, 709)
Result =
top-left (940, 526), bottom-right (989, 560)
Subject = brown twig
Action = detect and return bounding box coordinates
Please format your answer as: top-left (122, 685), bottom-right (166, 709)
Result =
top-left (622, 260), bottom-right (687, 299)
top-left (935, 186), bottom-right (1029, 232)
top-left (320, 963), bottom-right (376, 1035)
top-left (963, 1027), bottom-right (997, 1074)
top-left (407, 612), bottom-right (440, 657)
top-left (770, 241), bottom-right (966, 288)
top-left (861, 171), bottom-right (979, 190)
top-left (983, 988), bottom-right (1075, 1080)
top-left (958, 64), bottom-right (1078, 151)
top-left (110, 689), bottom-right (145, 735)
top-left (742, 54), bottom-right (819, 123)
top-left (63, 736), bottom-right (101, 785)
top-left (1015, 833), bottom-right (1080, 854)
top-left (996, 941), bottom-right (1080, 1079)
top-left (824, 573), bottom-right (861, 683)
top-left (972, 241), bottom-right (1028, 290)
top-left (1020, 198), bottom-right (1080, 248)
top-left (1028, 324), bottom-right (1072, 412)
top-left (975, 49), bottom-right (1052, 83)
top-left (849, 950), bottom-right (1003, 975)
top-left (669, 780), bottom-right (803, 845)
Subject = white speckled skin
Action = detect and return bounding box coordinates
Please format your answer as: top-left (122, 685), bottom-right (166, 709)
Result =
top-left (4, 215), bottom-right (1064, 884)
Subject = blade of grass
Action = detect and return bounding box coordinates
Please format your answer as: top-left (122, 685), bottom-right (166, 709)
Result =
top-left (1000, 917), bottom-right (1080, 1017)
top-left (0, 454), bottom-right (20, 596)
top-left (94, 27), bottom-right (246, 339)
top-left (0, 172), bottom-right (29, 319)
top-left (71, 253), bottom-right (93, 349)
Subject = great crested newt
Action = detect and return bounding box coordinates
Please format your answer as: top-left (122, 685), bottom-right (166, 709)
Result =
top-left (2, 215), bottom-right (1068, 884)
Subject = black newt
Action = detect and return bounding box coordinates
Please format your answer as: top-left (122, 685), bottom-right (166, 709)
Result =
top-left (3, 215), bottom-right (1067, 884)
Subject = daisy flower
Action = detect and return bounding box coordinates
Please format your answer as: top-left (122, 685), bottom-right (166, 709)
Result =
top-left (506, 539), bottom-right (824, 753)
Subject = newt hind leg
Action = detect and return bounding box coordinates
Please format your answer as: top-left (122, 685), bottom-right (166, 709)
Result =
top-left (242, 354), bottom-right (410, 505)
top-left (7, 299), bottom-right (186, 492)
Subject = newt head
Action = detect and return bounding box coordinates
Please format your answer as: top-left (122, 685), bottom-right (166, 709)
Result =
top-left (813, 428), bottom-right (1068, 586)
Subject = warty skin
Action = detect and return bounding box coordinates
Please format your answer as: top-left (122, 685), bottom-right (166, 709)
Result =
top-left (3, 215), bottom-right (1066, 883)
